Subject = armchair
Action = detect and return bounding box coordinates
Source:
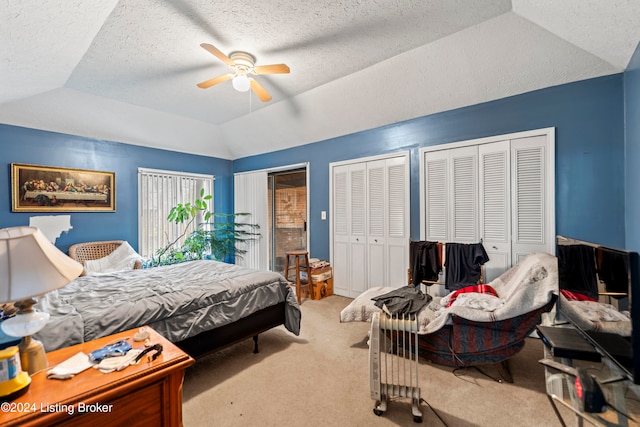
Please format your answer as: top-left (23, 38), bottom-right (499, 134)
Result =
top-left (341, 252), bottom-right (558, 382)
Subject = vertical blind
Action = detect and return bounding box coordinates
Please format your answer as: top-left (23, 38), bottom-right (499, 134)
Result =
top-left (234, 170), bottom-right (269, 269)
top-left (138, 168), bottom-right (214, 258)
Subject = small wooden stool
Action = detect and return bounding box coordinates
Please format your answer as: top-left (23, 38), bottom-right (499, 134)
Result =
top-left (285, 251), bottom-right (312, 305)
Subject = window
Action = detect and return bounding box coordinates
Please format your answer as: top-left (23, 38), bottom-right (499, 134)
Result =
top-left (138, 168), bottom-right (214, 258)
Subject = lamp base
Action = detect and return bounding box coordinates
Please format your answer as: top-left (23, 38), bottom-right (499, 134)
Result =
top-left (0, 298), bottom-right (50, 375)
top-left (19, 336), bottom-right (48, 374)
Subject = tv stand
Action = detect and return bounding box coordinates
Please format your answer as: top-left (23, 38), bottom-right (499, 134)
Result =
top-left (539, 314), bottom-right (640, 426)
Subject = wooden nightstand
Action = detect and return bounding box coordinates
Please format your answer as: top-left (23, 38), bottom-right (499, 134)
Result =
top-left (0, 327), bottom-right (195, 427)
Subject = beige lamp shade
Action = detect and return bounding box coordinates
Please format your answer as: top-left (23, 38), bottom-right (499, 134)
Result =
top-left (0, 226), bottom-right (83, 303)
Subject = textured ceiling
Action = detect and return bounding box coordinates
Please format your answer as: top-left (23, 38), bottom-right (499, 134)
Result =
top-left (1, 0), bottom-right (639, 160)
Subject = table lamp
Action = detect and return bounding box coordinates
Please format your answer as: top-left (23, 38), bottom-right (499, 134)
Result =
top-left (0, 226), bottom-right (83, 399)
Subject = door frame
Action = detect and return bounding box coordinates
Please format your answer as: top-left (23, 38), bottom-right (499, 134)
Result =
top-left (268, 165), bottom-right (310, 272)
top-left (236, 162), bottom-right (309, 271)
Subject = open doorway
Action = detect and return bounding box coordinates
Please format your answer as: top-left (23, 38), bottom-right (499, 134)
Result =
top-left (268, 168), bottom-right (307, 275)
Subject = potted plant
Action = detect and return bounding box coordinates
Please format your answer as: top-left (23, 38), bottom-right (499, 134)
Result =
top-left (149, 189), bottom-right (259, 266)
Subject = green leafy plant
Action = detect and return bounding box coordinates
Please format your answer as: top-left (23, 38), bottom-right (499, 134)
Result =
top-left (149, 189), bottom-right (260, 266)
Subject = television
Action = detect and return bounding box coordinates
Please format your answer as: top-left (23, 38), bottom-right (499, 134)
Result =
top-left (556, 236), bottom-right (640, 385)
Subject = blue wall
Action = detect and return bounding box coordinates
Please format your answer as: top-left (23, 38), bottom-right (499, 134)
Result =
top-left (235, 75), bottom-right (626, 260)
top-left (0, 126), bottom-right (233, 253)
top-left (626, 42), bottom-right (640, 252)
top-left (0, 74), bottom-right (627, 259)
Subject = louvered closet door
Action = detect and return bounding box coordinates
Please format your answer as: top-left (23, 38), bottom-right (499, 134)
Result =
top-left (367, 160), bottom-right (386, 289)
top-left (349, 163), bottom-right (368, 296)
top-left (366, 156), bottom-right (410, 289)
top-left (511, 135), bottom-right (549, 263)
top-left (450, 146), bottom-right (479, 243)
top-left (386, 156), bottom-right (410, 286)
top-left (332, 154), bottom-right (410, 297)
top-left (422, 129), bottom-right (554, 283)
top-left (424, 147), bottom-right (478, 243)
top-left (479, 141), bottom-right (511, 282)
top-left (332, 165), bottom-right (350, 296)
top-left (424, 150), bottom-right (450, 242)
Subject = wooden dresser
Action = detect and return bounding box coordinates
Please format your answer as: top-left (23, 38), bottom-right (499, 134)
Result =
top-left (0, 327), bottom-right (195, 427)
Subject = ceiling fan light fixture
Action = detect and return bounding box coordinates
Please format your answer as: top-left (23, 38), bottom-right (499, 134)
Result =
top-left (198, 44), bottom-right (288, 102)
top-left (232, 74), bottom-right (251, 92)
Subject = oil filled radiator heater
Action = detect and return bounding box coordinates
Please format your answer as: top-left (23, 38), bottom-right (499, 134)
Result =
top-left (369, 311), bottom-right (423, 423)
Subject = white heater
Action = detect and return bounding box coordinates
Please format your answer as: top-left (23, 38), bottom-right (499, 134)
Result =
top-left (369, 311), bottom-right (422, 423)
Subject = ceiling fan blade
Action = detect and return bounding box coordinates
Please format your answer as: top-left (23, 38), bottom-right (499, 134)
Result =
top-left (200, 43), bottom-right (235, 66)
top-left (250, 79), bottom-right (272, 102)
top-left (253, 64), bottom-right (290, 75)
top-left (197, 73), bottom-right (233, 89)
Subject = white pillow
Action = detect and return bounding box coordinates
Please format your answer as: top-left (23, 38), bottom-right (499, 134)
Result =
top-left (83, 242), bottom-right (142, 275)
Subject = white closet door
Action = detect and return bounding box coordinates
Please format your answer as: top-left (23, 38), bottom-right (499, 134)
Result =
top-left (349, 163), bottom-right (367, 296)
top-left (332, 165), bottom-right (350, 296)
top-left (479, 141), bottom-right (511, 282)
top-left (331, 153), bottom-right (410, 297)
top-left (450, 146), bottom-right (478, 243)
top-left (424, 150), bottom-right (450, 242)
top-left (386, 156), bottom-right (410, 286)
top-left (511, 135), bottom-right (552, 262)
top-left (425, 147), bottom-right (478, 243)
top-left (367, 160), bottom-right (386, 289)
top-left (421, 128), bottom-right (555, 283)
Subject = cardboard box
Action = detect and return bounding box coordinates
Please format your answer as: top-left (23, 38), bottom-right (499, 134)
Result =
top-left (301, 266), bottom-right (332, 282)
top-left (311, 277), bottom-right (333, 300)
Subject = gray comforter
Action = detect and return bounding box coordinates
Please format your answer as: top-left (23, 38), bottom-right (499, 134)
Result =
top-left (35, 260), bottom-right (301, 351)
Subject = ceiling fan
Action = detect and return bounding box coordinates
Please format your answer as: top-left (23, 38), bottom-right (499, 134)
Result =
top-left (197, 43), bottom-right (290, 102)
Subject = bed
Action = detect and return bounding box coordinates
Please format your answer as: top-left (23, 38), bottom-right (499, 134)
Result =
top-left (33, 259), bottom-right (301, 358)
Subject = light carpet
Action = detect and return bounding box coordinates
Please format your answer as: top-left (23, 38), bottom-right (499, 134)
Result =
top-left (183, 295), bottom-right (568, 426)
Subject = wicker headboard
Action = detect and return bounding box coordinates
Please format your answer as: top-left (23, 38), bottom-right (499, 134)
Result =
top-left (68, 240), bottom-right (142, 275)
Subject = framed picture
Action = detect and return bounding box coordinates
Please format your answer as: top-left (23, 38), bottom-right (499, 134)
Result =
top-left (11, 163), bottom-right (115, 212)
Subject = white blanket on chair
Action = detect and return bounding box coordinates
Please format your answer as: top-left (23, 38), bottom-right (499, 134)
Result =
top-left (340, 252), bottom-right (559, 335)
top-left (83, 242), bottom-right (142, 275)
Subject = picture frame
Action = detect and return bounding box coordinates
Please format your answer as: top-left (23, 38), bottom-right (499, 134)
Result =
top-left (11, 163), bottom-right (115, 212)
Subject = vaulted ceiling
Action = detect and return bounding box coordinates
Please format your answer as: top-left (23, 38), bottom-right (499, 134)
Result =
top-left (1, 1), bottom-right (639, 160)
